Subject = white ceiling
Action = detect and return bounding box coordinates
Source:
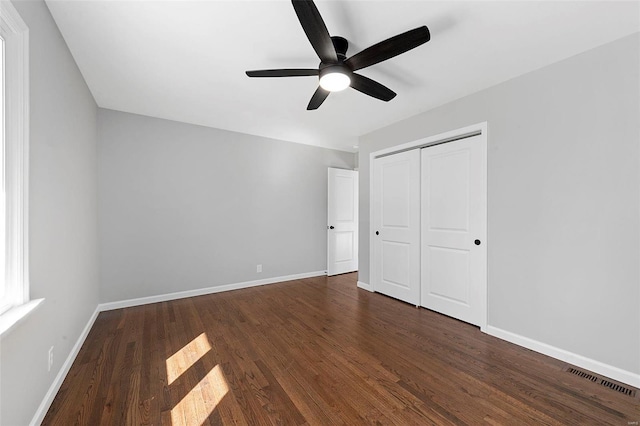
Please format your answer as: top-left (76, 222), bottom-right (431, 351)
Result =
top-left (45, 1), bottom-right (639, 152)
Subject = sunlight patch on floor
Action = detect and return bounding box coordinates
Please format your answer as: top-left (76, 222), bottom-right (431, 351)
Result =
top-left (170, 364), bottom-right (229, 425)
top-left (166, 332), bottom-right (212, 385)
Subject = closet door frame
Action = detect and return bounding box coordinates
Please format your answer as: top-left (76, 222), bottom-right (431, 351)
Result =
top-left (369, 122), bottom-right (488, 332)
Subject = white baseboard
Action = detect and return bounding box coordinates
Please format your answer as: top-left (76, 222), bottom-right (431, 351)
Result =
top-left (357, 281), bottom-right (373, 292)
top-left (98, 270), bottom-right (327, 311)
top-left (485, 325), bottom-right (640, 389)
top-left (30, 306), bottom-right (100, 426)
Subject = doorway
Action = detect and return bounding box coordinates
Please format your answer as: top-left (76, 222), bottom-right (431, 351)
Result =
top-left (327, 168), bottom-right (359, 276)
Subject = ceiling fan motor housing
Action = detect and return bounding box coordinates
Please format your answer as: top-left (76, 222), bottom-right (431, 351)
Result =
top-left (319, 37), bottom-right (351, 91)
top-left (319, 63), bottom-right (352, 77)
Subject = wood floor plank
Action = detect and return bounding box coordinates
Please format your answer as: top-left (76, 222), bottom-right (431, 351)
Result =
top-left (43, 273), bottom-right (640, 425)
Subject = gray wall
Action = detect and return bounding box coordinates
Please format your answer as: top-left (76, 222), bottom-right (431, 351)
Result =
top-left (98, 109), bottom-right (354, 303)
top-left (0, 1), bottom-right (100, 425)
top-left (359, 34), bottom-right (640, 375)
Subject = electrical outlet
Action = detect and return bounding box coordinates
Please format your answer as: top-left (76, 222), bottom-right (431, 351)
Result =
top-left (256, 264), bottom-right (262, 273)
top-left (48, 346), bottom-right (54, 372)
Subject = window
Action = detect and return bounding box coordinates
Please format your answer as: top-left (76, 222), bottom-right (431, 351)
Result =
top-left (0, 34), bottom-right (6, 314)
top-left (0, 1), bottom-right (30, 322)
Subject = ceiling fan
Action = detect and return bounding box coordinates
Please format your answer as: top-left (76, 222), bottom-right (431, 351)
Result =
top-left (246, 0), bottom-right (430, 110)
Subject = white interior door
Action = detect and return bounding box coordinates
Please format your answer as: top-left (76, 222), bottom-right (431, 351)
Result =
top-left (372, 150), bottom-right (420, 305)
top-left (421, 135), bottom-right (487, 326)
top-left (327, 168), bottom-right (358, 276)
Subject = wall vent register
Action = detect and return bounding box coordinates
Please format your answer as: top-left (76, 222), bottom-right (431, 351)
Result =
top-left (565, 367), bottom-right (637, 398)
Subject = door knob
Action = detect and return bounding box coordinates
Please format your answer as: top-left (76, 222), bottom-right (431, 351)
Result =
top-left (329, 226), bottom-right (334, 229)
top-left (474, 239), bottom-right (481, 245)
top-left (376, 231), bottom-right (379, 235)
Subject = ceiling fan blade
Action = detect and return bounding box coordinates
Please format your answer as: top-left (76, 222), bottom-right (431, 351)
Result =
top-left (345, 26), bottom-right (430, 71)
top-left (292, 0), bottom-right (338, 63)
top-left (246, 69), bottom-right (319, 78)
top-left (307, 86), bottom-right (330, 110)
top-left (350, 73), bottom-right (396, 101)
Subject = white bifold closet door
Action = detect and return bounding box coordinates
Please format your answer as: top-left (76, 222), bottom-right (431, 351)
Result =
top-left (421, 135), bottom-right (486, 326)
top-left (372, 150), bottom-right (420, 305)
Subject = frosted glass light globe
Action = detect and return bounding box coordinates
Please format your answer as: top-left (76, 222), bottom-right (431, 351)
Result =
top-left (319, 70), bottom-right (351, 92)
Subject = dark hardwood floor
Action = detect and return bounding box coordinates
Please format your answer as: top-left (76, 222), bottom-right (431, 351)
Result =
top-left (43, 273), bottom-right (639, 425)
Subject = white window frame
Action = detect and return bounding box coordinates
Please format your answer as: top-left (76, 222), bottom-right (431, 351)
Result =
top-left (0, 1), bottom-right (30, 319)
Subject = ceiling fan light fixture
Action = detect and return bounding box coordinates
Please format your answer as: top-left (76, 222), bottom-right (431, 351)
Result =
top-left (319, 65), bottom-right (351, 92)
top-left (246, 0), bottom-right (430, 109)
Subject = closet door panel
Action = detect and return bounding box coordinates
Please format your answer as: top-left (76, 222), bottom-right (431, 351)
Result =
top-left (421, 135), bottom-right (486, 326)
top-left (372, 150), bottom-right (420, 305)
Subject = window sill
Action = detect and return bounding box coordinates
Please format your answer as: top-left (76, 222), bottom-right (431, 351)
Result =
top-left (0, 299), bottom-right (45, 338)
